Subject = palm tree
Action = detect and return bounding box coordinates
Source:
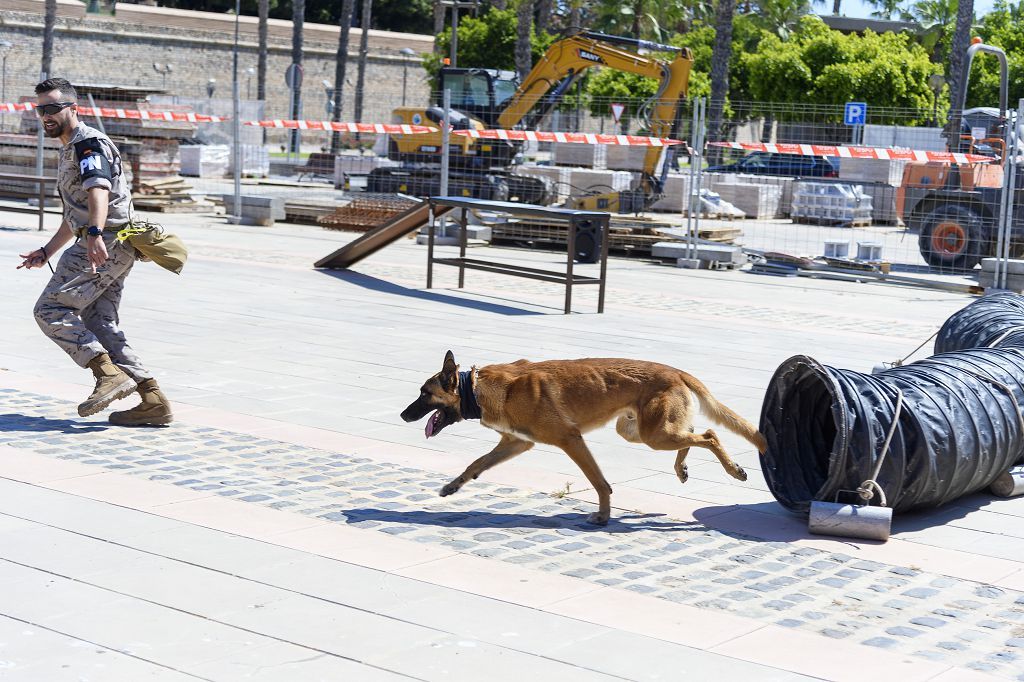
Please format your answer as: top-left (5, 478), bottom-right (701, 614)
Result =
top-left (515, 0), bottom-right (534, 79)
top-left (291, 0), bottom-right (304, 156)
top-left (903, 0), bottom-right (957, 64)
top-left (868, 0), bottom-right (904, 19)
top-left (535, 0), bottom-right (553, 34)
top-left (707, 0), bottom-right (735, 160)
top-left (832, 0), bottom-right (841, 14)
top-left (568, 0), bottom-right (583, 28)
top-left (257, 0), bottom-right (269, 143)
top-left (257, 0), bottom-right (268, 102)
top-left (354, 0), bottom-right (372, 125)
top-left (433, 0), bottom-right (446, 54)
top-left (946, 0), bottom-right (975, 147)
top-left (754, 0), bottom-right (812, 38)
top-left (331, 0), bottom-right (357, 154)
top-left (41, 0), bottom-right (56, 78)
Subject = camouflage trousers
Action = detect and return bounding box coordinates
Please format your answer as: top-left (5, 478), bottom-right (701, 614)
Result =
top-left (33, 235), bottom-right (152, 383)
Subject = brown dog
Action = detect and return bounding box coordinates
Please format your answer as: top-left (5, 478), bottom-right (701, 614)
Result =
top-left (401, 351), bottom-right (767, 525)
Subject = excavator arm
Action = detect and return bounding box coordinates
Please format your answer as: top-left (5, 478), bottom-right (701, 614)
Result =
top-left (499, 31), bottom-right (693, 212)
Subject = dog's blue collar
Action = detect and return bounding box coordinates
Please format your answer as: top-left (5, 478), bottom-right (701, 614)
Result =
top-left (458, 369), bottom-right (481, 421)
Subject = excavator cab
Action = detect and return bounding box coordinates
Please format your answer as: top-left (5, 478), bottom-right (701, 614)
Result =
top-left (436, 68), bottom-right (520, 127)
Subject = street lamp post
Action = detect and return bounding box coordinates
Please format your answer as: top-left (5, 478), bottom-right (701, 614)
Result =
top-left (0, 40), bottom-right (12, 132)
top-left (400, 47), bottom-right (415, 106)
top-left (152, 63), bottom-right (173, 91)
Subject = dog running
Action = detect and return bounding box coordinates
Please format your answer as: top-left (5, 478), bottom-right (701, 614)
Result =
top-left (401, 351), bottom-right (767, 525)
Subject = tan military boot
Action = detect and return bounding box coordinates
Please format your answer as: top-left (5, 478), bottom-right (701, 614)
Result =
top-left (79, 353), bottom-right (137, 417)
top-left (108, 378), bottom-right (174, 426)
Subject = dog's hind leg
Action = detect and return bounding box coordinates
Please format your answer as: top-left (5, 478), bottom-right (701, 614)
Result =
top-left (673, 426), bottom-right (694, 485)
top-left (649, 429), bottom-right (747, 482)
top-left (440, 434), bottom-right (533, 497)
top-left (674, 447), bottom-right (691, 484)
top-left (555, 432), bottom-right (613, 526)
top-left (639, 398), bottom-right (746, 482)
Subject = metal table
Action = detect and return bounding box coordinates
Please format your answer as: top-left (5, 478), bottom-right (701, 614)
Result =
top-left (427, 197), bottom-right (610, 314)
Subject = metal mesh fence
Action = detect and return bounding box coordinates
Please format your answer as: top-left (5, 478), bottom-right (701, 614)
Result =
top-left (1, 63), bottom-right (1019, 283)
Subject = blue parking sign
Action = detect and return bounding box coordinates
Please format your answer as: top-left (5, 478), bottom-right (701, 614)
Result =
top-left (844, 102), bottom-right (867, 126)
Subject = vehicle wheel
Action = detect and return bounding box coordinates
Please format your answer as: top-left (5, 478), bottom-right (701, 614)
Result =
top-left (918, 204), bottom-right (984, 271)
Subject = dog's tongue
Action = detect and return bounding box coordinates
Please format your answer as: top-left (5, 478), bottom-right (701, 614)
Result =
top-left (425, 409), bottom-right (442, 438)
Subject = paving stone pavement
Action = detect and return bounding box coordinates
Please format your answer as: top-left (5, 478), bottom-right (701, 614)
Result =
top-left (2, 389), bottom-right (1023, 680)
top-left (184, 242), bottom-right (943, 341)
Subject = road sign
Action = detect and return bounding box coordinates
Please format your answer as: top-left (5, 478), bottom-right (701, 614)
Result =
top-left (285, 63), bottom-right (304, 89)
top-left (844, 101), bottom-right (867, 126)
top-left (610, 102), bottom-right (625, 124)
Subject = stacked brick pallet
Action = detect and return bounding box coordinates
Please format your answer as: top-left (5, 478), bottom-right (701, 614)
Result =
top-left (791, 181), bottom-right (873, 226)
top-left (713, 182), bottom-right (783, 219)
top-left (839, 158), bottom-right (907, 225)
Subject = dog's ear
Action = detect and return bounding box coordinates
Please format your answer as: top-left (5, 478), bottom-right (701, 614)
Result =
top-left (442, 350), bottom-right (457, 375)
top-left (441, 350), bottom-right (458, 391)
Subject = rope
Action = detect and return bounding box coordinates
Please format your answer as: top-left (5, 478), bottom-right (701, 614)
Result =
top-left (890, 329), bottom-right (940, 368)
top-left (988, 326), bottom-right (1024, 349)
top-left (856, 388), bottom-right (904, 508)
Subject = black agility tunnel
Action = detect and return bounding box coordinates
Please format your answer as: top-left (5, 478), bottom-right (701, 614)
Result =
top-left (759, 294), bottom-right (1024, 515)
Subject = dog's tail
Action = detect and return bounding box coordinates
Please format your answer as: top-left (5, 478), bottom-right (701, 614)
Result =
top-left (682, 374), bottom-right (767, 452)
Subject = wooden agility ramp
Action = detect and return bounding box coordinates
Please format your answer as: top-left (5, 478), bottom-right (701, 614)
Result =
top-left (314, 199), bottom-right (452, 269)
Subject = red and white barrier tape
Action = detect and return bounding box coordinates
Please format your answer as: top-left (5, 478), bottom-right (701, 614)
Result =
top-left (1, 102), bottom-right (227, 122)
top-left (244, 120), bottom-right (437, 134)
top-left (453, 129), bottom-right (683, 147)
top-left (709, 141), bottom-right (995, 164)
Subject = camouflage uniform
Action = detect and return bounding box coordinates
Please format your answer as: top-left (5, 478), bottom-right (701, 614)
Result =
top-left (33, 122), bottom-right (152, 383)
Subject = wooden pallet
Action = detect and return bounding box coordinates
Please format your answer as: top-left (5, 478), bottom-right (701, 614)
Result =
top-left (132, 198), bottom-right (217, 213)
top-left (284, 199), bottom-right (340, 225)
top-left (792, 216), bottom-right (872, 228)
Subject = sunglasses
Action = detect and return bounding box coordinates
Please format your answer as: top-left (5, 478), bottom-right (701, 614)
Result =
top-left (35, 102), bottom-right (76, 116)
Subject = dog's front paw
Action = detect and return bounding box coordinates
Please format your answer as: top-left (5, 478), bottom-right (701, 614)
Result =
top-left (732, 466), bottom-right (748, 482)
top-left (440, 480), bottom-right (462, 497)
top-left (586, 512), bottom-right (610, 526)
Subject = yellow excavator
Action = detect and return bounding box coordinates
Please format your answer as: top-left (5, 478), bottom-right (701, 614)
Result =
top-left (367, 30), bottom-right (694, 212)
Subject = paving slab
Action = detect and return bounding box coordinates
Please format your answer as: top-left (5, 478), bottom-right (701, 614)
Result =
top-left (1, 207), bottom-right (1022, 680)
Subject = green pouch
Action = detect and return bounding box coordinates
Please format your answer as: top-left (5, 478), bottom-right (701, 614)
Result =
top-left (115, 221), bottom-right (188, 275)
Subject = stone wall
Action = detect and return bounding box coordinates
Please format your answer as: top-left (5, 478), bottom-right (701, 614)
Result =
top-left (0, 6), bottom-right (434, 147)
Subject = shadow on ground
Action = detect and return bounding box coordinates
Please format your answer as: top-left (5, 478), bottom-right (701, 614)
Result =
top-left (337, 507), bottom-right (705, 533)
top-left (0, 413), bottom-right (109, 434)
top-left (319, 270), bottom-right (550, 316)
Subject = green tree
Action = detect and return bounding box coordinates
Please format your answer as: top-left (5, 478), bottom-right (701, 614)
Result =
top-left (424, 7), bottom-right (556, 84)
top-left (585, 70), bottom-right (660, 128)
top-left (744, 16), bottom-right (943, 123)
top-left (967, 1), bottom-right (1024, 108)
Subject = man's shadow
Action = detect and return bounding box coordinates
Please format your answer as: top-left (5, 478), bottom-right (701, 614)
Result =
top-left (0, 413), bottom-right (109, 434)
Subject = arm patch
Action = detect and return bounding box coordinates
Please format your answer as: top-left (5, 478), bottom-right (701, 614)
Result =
top-left (74, 138), bottom-right (112, 184)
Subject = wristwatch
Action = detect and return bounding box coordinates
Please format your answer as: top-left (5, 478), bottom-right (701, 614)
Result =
top-left (86, 225), bottom-right (103, 237)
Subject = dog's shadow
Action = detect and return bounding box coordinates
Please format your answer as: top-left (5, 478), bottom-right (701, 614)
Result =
top-left (340, 507), bottom-right (704, 533)
top-left (0, 413), bottom-right (109, 434)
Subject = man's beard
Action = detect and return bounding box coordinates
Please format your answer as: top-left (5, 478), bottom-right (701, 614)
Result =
top-left (42, 120), bottom-right (67, 138)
